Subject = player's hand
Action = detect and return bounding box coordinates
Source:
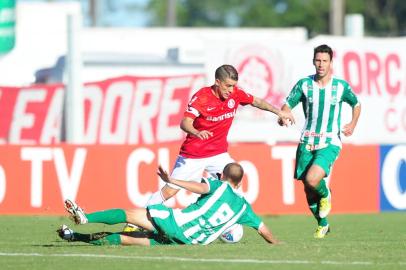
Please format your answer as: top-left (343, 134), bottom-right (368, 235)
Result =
top-left (277, 111), bottom-right (295, 126)
top-left (195, 130), bottom-right (213, 140)
top-left (157, 165), bottom-right (171, 183)
top-left (270, 238), bottom-right (282, 245)
top-left (342, 123), bottom-right (355, 136)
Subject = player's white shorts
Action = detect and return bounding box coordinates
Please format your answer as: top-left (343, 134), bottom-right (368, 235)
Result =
top-left (168, 152), bottom-right (234, 189)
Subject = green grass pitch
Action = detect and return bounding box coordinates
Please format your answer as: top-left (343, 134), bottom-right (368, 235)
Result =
top-left (0, 213), bottom-right (405, 270)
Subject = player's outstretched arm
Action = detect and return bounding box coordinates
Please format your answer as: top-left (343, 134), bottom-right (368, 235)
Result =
top-left (157, 165), bottom-right (209, 194)
top-left (258, 223), bottom-right (279, 244)
top-left (252, 97), bottom-right (295, 125)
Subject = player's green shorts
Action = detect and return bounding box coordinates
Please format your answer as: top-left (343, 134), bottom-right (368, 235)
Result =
top-left (147, 204), bottom-right (190, 246)
top-left (294, 143), bottom-right (341, 180)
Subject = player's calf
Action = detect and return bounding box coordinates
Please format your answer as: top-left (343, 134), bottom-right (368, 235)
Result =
top-left (319, 189), bottom-right (332, 218)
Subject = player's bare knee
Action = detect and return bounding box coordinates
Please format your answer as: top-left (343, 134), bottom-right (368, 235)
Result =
top-left (305, 175), bottom-right (320, 188)
top-left (124, 209), bottom-right (142, 224)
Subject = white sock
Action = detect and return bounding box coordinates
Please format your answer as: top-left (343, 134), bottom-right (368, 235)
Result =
top-left (145, 190), bottom-right (165, 206)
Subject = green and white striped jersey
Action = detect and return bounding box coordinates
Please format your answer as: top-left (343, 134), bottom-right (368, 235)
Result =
top-left (171, 177), bottom-right (262, 245)
top-left (286, 75), bottom-right (360, 148)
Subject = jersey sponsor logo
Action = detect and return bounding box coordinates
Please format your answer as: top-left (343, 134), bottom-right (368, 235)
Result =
top-left (206, 110), bottom-right (236, 122)
top-left (303, 130), bottom-right (333, 138)
top-left (227, 99), bottom-right (235, 109)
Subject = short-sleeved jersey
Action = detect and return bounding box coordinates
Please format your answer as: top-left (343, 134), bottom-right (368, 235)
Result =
top-left (179, 86), bottom-right (254, 158)
top-left (148, 177), bottom-right (263, 245)
top-left (286, 75), bottom-right (360, 148)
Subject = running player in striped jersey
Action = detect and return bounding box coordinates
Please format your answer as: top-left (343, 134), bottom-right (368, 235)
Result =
top-left (279, 44), bottom-right (361, 238)
top-left (58, 163), bottom-right (279, 246)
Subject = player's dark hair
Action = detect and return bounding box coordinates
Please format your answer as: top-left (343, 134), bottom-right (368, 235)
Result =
top-left (223, 162), bottom-right (244, 185)
top-left (313, 44), bottom-right (333, 60)
top-left (215, 65), bottom-right (239, 81)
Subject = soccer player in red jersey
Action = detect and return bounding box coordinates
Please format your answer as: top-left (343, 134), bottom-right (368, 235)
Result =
top-left (144, 64), bottom-right (295, 206)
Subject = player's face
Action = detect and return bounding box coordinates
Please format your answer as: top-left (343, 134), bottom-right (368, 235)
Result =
top-left (215, 78), bottom-right (237, 100)
top-left (313, 52), bottom-right (332, 78)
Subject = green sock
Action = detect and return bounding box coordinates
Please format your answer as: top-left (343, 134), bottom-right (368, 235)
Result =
top-left (90, 233), bottom-right (122, 246)
top-left (72, 232), bottom-right (92, 243)
top-left (315, 179), bottom-right (329, 198)
top-left (71, 232), bottom-right (122, 245)
top-left (86, 209), bottom-right (127, 225)
top-left (309, 203), bottom-right (328, 226)
top-left (319, 217), bottom-right (328, 226)
top-left (309, 202), bottom-right (319, 221)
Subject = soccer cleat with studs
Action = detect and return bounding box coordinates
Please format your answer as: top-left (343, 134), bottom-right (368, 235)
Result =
top-left (57, 224), bottom-right (75, 241)
top-left (123, 223), bottom-right (146, 233)
top-left (64, 199), bottom-right (88, 225)
top-left (314, 224), bottom-right (330, 239)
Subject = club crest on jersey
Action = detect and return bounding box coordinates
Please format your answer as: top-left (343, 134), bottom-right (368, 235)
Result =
top-left (228, 99), bottom-right (235, 109)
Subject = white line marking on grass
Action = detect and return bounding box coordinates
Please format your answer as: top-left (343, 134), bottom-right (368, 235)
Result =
top-left (0, 252), bottom-right (404, 266)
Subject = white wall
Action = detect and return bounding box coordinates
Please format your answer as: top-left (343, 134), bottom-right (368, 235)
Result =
top-left (0, 2), bottom-right (81, 86)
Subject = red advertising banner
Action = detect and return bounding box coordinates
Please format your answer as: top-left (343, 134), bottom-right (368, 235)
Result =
top-left (0, 75), bottom-right (204, 144)
top-left (0, 143), bottom-right (379, 215)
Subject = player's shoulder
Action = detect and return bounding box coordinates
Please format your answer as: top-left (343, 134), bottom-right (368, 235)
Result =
top-left (202, 177), bottom-right (223, 192)
top-left (191, 86), bottom-right (214, 104)
top-left (204, 176), bottom-right (222, 185)
top-left (293, 75), bottom-right (314, 87)
top-left (235, 85), bottom-right (246, 92)
top-left (332, 76), bottom-right (351, 88)
top-left (234, 85), bottom-right (250, 95)
top-left (301, 75), bottom-right (315, 83)
top-left (193, 86), bottom-right (213, 97)
top-left (233, 85), bottom-right (254, 101)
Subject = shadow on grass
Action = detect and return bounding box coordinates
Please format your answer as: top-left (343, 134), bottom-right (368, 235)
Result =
top-left (49, 230), bottom-right (155, 246)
